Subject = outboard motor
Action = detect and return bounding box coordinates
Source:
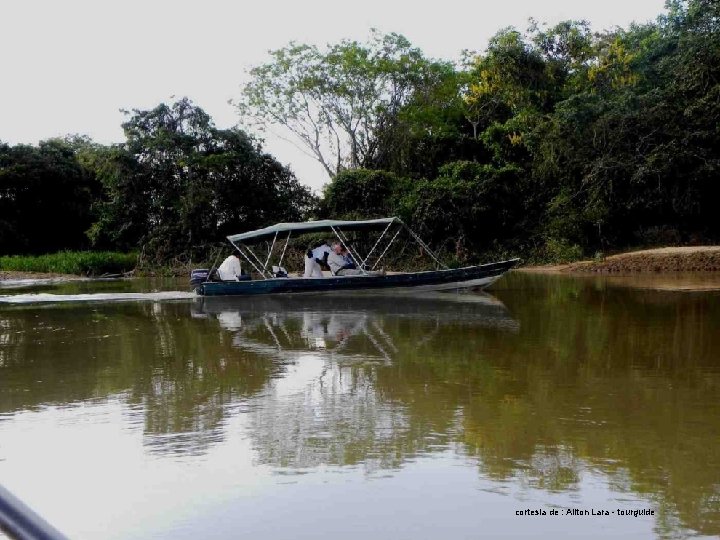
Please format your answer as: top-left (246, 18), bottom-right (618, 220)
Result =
top-left (190, 268), bottom-right (210, 287)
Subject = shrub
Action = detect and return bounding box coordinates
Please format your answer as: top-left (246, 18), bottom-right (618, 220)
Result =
top-left (543, 238), bottom-right (584, 263)
top-left (0, 251), bottom-right (137, 275)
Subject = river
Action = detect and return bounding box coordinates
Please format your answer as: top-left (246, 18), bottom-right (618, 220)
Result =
top-left (0, 273), bottom-right (718, 539)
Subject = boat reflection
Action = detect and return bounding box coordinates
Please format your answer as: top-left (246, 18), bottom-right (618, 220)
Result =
top-left (194, 292), bottom-right (519, 362)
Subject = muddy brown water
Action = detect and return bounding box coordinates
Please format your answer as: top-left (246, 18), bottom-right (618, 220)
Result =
top-left (0, 273), bottom-right (719, 539)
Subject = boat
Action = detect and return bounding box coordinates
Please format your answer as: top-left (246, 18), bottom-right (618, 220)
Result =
top-left (191, 217), bottom-right (519, 296)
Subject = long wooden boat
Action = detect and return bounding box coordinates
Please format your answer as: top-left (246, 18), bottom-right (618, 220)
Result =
top-left (196, 259), bottom-right (518, 296)
top-left (193, 217), bottom-right (518, 296)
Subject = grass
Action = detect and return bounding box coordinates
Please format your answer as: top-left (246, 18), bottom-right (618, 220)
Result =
top-left (0, 251), bottom-right (138, 276)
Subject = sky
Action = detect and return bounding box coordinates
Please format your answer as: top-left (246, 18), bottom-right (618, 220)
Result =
top-left (0, 0), bottom-right (666, 190)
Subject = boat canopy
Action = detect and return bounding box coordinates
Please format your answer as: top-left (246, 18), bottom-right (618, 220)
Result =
top-left (227, 217), bottom-right (398, 244)
top-left (222, 216), bottom-right (445, 279)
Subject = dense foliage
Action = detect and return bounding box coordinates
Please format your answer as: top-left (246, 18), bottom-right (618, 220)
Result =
top-left (0, 251), bottom-right (137, 275)
top-left (1, 1), bottom-right (717, 265)
top-left (0, 100), bottom-right (314, 264)
top-left (311, 0), bottom-right (720, 261)
top-left (235, 30), bottom-right (458, 178)
top-left (0, 139), bottom-right (101, 254)
top-left (86, 99), bottom-right (315, 263)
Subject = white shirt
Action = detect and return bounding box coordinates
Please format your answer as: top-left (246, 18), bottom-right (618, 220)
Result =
top-left (304, 256), bottom-right (323, 278)
top-left (327, 251), bottom-right (346, 275)
top-left (311, 245), bottom-right (332, 261)
top-left (217, 255), bottom-right (242, 281)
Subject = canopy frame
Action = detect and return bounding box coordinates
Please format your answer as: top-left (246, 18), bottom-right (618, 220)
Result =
top-left (227, 217), bottom-right (398, 244)
top-left (222, 217), bottom-right (447, 280)
top-left (330, 225), bottom-right (368, 275)
top-left (263, 231), bottom-right (279, 272)
top-left (372, 226), bottom-right (403, 271)
top-left (228, 240), bottom-right (268, 278)
top-left (360, 219), bottom-right (394, 269)
top-left (277, 231), bottom-right (292, 270)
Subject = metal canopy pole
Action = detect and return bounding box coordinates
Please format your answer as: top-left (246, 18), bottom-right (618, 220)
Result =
top-left (263, 231), bottom-right (279, 272)
top-left (246, 244), bottom-right (272, 277)
top-left (360, 220), bottom-right (394, 268)
top-left (277, 231), bottom-right (292, 270)
top-left (331, 226), bottom-right (367, 274)
top-left (229, 239), bottom-right (267, 278)
top-left (371, 227), bottom-right (402, 270)
top-left (0, 484), bottom-right (69, 540)
top-left (334, 227), bottom-right (365, 270)
top-left (398, 220), bottom-right (448, 270)
top-left (205, 246), bottom-right (223, 283)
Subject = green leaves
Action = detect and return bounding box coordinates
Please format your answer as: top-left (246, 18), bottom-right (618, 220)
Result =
top-left (236, 31), bottom-right (454, 178)
top-left (86, 99), bottom-right (315, 263)
top-left (0, 139), bottom-right (101, 254)
top-left (4, 1), bottom-right (720, 265)
top-left (321, 168), bottom-right (407, 219)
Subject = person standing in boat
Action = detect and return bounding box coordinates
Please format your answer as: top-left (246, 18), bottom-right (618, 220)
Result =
top-left (328, 243), bottom-right (362, 276)
top-left (217, 252), bottom-right (243, 281)
top-left (304, 242), bottom-right (332, 278)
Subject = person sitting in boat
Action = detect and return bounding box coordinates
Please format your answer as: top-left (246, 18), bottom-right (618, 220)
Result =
top-left (304, 242), bottom-right (332, 278)
top-left (328, 243), bottom-right (363, 276)
top-left (217, 252), bottom-right (243, 281)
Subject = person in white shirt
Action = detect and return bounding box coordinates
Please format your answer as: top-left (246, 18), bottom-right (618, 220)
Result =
top-left (217, 252), bottom-right (243, 281)
top-left (304, 242), bottom-right (332, 278)
top-left (327, 243), bottom-right (363, 276)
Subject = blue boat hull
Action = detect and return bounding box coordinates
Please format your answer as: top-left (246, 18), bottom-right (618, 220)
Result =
top-left (195, 259), bottom-right (519, 296)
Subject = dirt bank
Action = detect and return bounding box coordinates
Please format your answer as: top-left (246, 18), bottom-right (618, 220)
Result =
top-left (522, 246), bottom-right (720, 274)
top-left (0, 271), bottom-right (83, 281)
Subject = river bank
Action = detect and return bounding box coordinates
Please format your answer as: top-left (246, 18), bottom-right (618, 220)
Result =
top-left (0, 251), bottom-right (137, 278)
top-left (519, 246), bottom-right (720, 292)
top-left (521, 246), bottom-right (720, 274)
top-left (5, 246), bottom-right (720, 289)
top-left (0, 271), bottom-right (85, 281)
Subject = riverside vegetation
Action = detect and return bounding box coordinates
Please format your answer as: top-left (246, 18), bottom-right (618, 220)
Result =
top-left (0, 252), bottom-right (137, 277)
top-left (1, 0), bottom-right (718, 273)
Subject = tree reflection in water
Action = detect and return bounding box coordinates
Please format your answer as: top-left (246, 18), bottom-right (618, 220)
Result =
top-left (1, 277), bottom-right (719, 536)
top-left (196, 294), bottom-right (517, 471)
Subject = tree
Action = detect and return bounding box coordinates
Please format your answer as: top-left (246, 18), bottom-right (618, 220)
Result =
top-left (530, 20), bottom-right (594, 95)
top-left (402, 161), bottom-right (525, 259)
top-left (368, 65), bottom-right (480, 180)
top-left (89, 99), bottom-right (315, 262)
top-left (321, 169), bottom-right (408, 219)
top-left (0, 138), bottom-right (101, 254)
top-left (534, 0), bottom-right (720, 250)
top-left (236, 31), bottom-right (455, 178)
top-left (460, 27), bottom-right (560, 171)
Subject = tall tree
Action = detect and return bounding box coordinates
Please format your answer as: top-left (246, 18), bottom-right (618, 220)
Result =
top-left (534, 0), bottom-right (720, 249)
top-left (236, 31), bottom-right (455, 178)
top-left (0, 138), bottom-right (101, 254)
top-left (89, 99), bottom-right (315, 262)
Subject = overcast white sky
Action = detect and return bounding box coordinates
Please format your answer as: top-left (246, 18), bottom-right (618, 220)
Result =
top-left (1, 0), bottom-right (666, 190)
